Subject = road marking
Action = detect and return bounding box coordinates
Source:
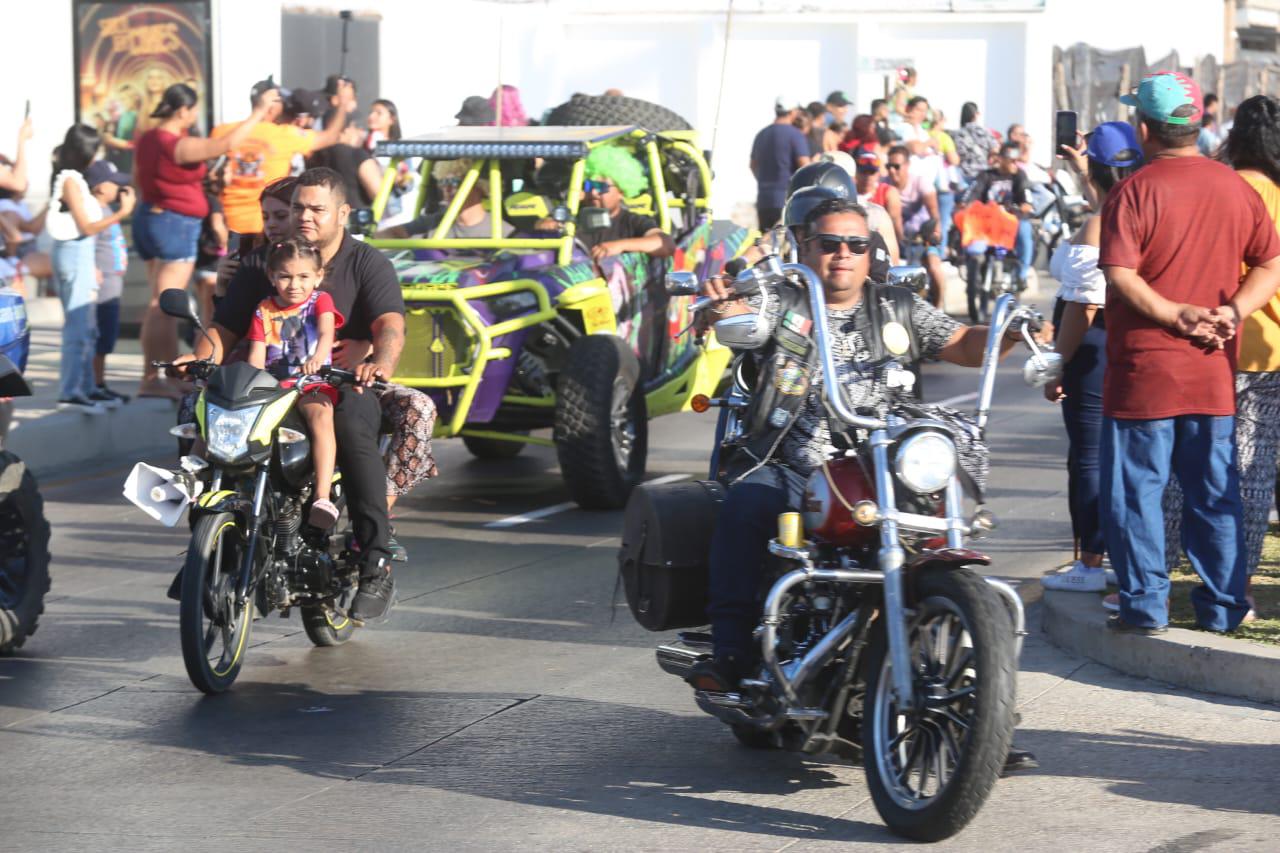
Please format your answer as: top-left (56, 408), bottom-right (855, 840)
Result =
top-left (933, 390), bottom-right (979, 408)
top-left (484, 473), bottom-right (689, 529)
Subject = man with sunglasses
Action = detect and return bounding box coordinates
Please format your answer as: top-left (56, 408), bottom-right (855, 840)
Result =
top-left (885, 145), bottom-right (948, 307)
top-left (963, 140), bottom-right (1035, 285)
top-left (690, 196), bottom-right (1034, 695)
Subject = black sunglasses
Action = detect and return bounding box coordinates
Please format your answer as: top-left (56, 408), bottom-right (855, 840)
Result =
top-left (807, 234), bottom-right (871, 255)
top-left (885, 162), bottom-right (903, 171)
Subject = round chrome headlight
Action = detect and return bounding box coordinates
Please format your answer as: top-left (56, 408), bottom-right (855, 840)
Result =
top-left (894, 431), bottom-right (957, 494)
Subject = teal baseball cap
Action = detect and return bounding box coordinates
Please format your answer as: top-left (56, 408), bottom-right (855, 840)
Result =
top-left (1120, 71), bottom-right (1203, 125)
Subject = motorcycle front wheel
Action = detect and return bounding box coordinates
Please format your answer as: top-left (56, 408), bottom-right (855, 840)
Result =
top-left (180, 512), bottom-right (253, 694)
top-left (861, 566), bottom-right (1016, 842)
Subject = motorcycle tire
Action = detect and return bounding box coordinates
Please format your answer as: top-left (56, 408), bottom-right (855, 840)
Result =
top-left (301, 603), bottom-right (356, 647)
top-left (731, 723), bottom-right (777, 750)
top-left (0, 452), bottom-right (51, 655)
top-left (179, 512), bottom-right (253, 694)
top-left (543, 94), bottom-right (692, 132)
top-left (554, 335), bottom-right (648, 510)
top-left (861, 566), bottom-right (1016, 842)
top-left (964, 256), bottom-right (982, 324)
top-left (463, 433), bottom-right (527, 459)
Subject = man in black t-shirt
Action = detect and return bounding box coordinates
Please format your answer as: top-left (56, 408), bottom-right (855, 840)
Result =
top-left (962, 141), bottom-right (1035, 282)
top-left (575, 145), bottom-right (675, 261)
top-left (185, 167), bottom-right (406, 621)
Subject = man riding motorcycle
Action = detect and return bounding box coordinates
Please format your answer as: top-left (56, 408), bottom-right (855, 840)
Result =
top-left (687, 195), bottom-right (1040, 769)
top-left (962, 140), bottom-right (1036, 286)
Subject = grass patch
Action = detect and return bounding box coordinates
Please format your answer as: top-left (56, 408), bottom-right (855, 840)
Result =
top-left (1168, 523), bottom-right (1280, 645)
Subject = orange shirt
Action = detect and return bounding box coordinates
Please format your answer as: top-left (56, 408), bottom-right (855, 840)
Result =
top-left (213, 121), bottom-right (317, 234)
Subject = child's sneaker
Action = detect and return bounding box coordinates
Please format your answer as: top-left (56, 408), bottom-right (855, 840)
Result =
top-left (88, 387), bottom-right (123, 409)
top-left (308, 498), bottom-right (340, 529)
top-left (97, 384), bottom-right (131, 404)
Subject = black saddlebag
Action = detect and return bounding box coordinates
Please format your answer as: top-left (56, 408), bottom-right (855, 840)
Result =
top-left (619, 479), bottom-right (725, 632)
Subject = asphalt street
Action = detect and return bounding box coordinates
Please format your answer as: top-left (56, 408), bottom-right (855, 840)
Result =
top-left (2, 356), bottom-right (1279, 851)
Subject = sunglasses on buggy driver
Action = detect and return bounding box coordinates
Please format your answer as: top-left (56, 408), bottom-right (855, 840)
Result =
top-left (582, 179), bottom-right (615, 194)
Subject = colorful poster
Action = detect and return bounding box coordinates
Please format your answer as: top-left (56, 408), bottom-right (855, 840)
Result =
top-left (73, 1), bottom-right (212, 171)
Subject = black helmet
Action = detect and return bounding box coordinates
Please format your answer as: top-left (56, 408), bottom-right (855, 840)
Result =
top-left (783, 185), bottom-right (841, 229)
top-left (787, 160), bottom-right (855, 200)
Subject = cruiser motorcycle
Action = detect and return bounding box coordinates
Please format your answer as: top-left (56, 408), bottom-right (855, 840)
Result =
top-left (124, 291), bottom-right (388, 694)
top-left (619, 252), bottom-right (1061, 841)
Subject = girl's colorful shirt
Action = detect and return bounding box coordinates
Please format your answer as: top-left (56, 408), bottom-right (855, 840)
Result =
top-left (245, 290), bottom-right (344, 377)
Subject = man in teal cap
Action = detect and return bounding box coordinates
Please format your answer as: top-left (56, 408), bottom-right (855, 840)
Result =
top-left (1099, 71), bottom-right (1280, 635)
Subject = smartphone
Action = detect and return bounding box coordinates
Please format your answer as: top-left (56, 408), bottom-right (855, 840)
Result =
top-left (1055, 110), bottom-right (1078, 153)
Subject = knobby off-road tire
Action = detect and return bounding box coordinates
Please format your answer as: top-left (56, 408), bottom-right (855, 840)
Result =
top-left (544, 94), bottom-right (692, 131)
top-left (0, 453), bottom-right (50, 654)
top-left (554, 335), bottom-right (648, 510)
top-left (180, 512), bottom-right (254, 694)
top-left (861, 566), bottom-right (1016, 842)
top-left (463, 433), bottom-right (526, 459)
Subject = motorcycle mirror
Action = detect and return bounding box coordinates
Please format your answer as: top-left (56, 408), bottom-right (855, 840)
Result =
top-left (1022, 351), bottom-right (1064, 388)
top-left (0, 354), bottom-right (32, 398)
top-left (666, 271), bottom-right (700, 297)
top-left (886, 265), bottom-right (928, 294)
top-left (159, 289), bottom-right (200, 325)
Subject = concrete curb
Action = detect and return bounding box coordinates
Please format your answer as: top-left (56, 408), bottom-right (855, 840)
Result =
top-left (1042, 589), bottom-right (1280, 706)
top-left (6, 397), bottom-right (176, 478)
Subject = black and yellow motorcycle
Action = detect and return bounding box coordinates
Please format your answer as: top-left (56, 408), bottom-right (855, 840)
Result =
top-left (131, 291), bottom-right (388, 694)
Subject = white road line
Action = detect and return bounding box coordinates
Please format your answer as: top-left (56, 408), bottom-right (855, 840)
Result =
top-left (932, 391), bottom-right (979, 408)
top-left (484, 473), bottom-right (689, 529)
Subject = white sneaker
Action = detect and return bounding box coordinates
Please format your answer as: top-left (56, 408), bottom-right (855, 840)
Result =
top-left (57, 396), bottom-right (107, 416)
top-left (1042, 561), bottom-right (1107, 592)
top-left (1102, 593), bottom-right (1120, 612)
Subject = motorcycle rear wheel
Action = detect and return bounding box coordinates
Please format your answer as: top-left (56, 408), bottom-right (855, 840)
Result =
top-left (180, 512), bottom-right (253, 694)
top-left (0, 453), bottom-right (50, 655)
top-left (302, 588), bottom-right (357, 647)
top-left (861, 566), bottom-right (1016, 842)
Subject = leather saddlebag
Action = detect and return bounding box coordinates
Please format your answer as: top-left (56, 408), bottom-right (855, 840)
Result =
top-left (618, 479), bottom-right (725, 632)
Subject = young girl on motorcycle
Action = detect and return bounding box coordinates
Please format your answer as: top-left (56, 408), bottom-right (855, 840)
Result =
top-left (245, 237), bottom-right (343, 528)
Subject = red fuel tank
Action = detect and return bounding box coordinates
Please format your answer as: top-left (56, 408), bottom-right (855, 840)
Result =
top-left (802, 458), bottom-right (879, 547)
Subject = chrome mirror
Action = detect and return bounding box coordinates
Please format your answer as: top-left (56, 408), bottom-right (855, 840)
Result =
top-left (1022, 351), bottom-right (1064, 388)
top-left (886, 265), bottom-right (928, 294)
top-left (666, 271), bottom-right (699, 297)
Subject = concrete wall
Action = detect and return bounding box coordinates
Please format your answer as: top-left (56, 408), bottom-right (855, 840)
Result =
top-left (0, 0), bottom-right (1226, 217)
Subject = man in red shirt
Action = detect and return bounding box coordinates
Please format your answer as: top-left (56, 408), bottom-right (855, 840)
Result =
top-left (1100, 72), bottom-right (1280, 634)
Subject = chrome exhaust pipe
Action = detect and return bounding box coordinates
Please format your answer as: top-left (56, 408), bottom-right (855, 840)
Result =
top-left (656, 639), bottom-right (710, 678)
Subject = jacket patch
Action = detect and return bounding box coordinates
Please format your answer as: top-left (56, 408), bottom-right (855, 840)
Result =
top-left (782, 310), bottom-right (812, 336)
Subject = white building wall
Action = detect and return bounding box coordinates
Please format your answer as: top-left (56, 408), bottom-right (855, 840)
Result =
top-left (0, 0), bottom-right (1226, 213)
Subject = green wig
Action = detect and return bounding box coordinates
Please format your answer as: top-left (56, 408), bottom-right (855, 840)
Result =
top-left (583, 143), bottom-right (647, 198)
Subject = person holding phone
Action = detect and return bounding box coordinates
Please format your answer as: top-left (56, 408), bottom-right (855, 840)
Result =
top-left (45, 125), bottom-right (136, 414)
top-left (1041, 122), bottom-right (1142, 593)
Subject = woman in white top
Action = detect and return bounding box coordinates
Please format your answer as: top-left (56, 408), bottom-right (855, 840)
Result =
top-left (46, 124), bottom-right (135, 414)
top-left (1041, 122), bottom-right (1143, 592)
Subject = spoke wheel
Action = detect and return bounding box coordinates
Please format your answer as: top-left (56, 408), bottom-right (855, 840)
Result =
top-left (862, 567), bottom-right (1016, 842)
top-left (179, 513), bottom-right (252, 694)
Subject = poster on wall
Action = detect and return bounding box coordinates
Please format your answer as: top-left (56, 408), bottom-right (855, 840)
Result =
top-left (73, 1), bottom-right (213, 172)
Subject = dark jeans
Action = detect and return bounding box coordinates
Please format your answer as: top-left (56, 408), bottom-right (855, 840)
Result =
top-left (757, 206), bottom-right (783, 231)
top-left (1101, 415), bottom-right (1249, 631)
top-left (1059, 308), bottom-right (1106, 556)
top-left (334, 387), bottom-right (392, 573)
top-left (707, 464), bottom-right (806, 657)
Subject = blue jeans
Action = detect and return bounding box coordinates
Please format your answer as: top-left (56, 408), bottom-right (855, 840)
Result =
top-left (1061, 318), bottom-right (1106, 556)
top-left (51, 237), bottom-right (98, 401)
top-left (935, 190), bottom-right (955, 257)
top-left (1101, 415), bottom-right (1250, 631)
top-left (1014, 219), bottom-right (1034, 279)
top-left (132, 206), bottom-right (201, 263)
top-left (707, 464), bottom-right (807, 658)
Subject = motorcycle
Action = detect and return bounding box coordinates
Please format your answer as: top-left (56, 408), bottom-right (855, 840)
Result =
top-left (124, 290), bottom-right (389, 693)
top-left (0, 347), bottom-right (51, 655)
top-left (619, 251), bottom-right (1062, 841)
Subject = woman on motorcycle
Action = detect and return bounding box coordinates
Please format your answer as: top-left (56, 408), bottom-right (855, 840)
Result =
top-left (1041, 122), bottom-right (1142, 593)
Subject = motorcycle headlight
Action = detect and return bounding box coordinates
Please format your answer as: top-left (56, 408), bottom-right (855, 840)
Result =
top-left (895, 431), bottom-right (957, 495)
top-left (205, 403), bottom-right (262, 462)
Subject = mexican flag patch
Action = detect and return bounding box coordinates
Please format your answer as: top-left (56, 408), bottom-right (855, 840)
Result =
top-left (782, 310), bottom-right (812, 336)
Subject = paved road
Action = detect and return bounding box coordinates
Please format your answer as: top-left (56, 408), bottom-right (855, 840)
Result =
top-left (2, 358), bottom-right (1278, 851)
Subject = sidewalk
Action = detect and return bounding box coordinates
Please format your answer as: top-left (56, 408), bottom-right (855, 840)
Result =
top-left (5, 297), bottom-right (175, 477)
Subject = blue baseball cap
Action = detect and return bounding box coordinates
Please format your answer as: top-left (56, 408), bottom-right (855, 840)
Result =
top-left (1086, 122), bottom-right (1143, 168)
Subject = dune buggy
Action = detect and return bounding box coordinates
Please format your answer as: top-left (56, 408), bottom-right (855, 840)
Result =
top-left (366, 124), bottom-right (752, 509)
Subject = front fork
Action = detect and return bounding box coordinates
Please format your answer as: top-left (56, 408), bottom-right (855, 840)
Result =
top-left (235, 467), bottom-right (271, 606)
top-left (868, 428), bottom-right (916, 710)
